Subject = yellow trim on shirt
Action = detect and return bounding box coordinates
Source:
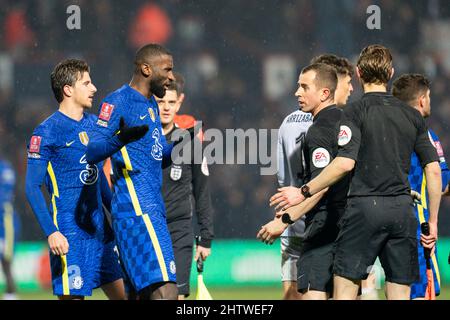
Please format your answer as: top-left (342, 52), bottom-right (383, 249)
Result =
top-left (121, 147), bottom-right (133, 171)
top-left (47, 162), bottom-right (59, 227)
top-left (120, 147), bottom-right (169, 281)
top-left (46, 162), bottom-right (69, 295)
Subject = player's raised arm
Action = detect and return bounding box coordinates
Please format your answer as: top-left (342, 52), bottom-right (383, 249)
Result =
top-left (86, 100), bottom-right (149, 164)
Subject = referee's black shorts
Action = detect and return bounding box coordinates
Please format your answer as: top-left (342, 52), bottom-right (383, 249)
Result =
top-left (297, 242), bottom-right (335, 294)
top-left (167, 217), bottom-right (194, 297)
top-left (333, 195), bottom-right (419, 285)
top-left (297, 209), bottom-right (340, 294)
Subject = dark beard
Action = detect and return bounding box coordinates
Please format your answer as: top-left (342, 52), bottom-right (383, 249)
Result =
top-left (151, 76), bottom-right (166, 98)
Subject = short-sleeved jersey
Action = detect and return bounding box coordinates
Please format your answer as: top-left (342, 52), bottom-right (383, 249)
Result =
top-left (303, 105), bottom-right (350, 213)
top-left (277, 110), bottom-right (312, 238)
top-left (409, 129), bottom-right (449, 210)
top-left (0, 160), bottom-right (15, 206)
top-left (338, 92), bottom-right (439, 197)
top-left (90, 84), bottom-right (168, 219)
top-left (27, 111), bottom-right (106, 240)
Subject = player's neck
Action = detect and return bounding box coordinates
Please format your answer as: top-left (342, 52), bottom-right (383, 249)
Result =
top-left (363, 83), bottom-right (388, 93)
top-left (129, 78), bottom-right (151, 99)
top-left (312, 101), bottom-right (335, 117)
top-left (59, 101), bottom-right (84, 121)
top-left (162, 122), bottom-right (175, 135)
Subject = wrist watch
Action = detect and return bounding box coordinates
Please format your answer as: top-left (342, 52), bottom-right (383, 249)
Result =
top-left (281, 213), bottom-right (295, 225)
top-left (300, 184), bottom-right (312, 198)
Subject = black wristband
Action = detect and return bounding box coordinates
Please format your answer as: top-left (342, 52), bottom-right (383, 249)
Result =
top-left (281, 213), bottom-right (295, 225)
top-left (300, 184), bottom-right (312, 198)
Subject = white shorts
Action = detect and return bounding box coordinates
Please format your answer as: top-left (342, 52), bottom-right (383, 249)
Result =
top-left (281, 236), bottom-right (303, 282)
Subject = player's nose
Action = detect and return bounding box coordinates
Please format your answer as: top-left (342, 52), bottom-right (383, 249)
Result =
top-left (168, 71), bottom-right (175, 82)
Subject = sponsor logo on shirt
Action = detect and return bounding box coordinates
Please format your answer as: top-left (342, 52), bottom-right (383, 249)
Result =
top-left (338, 126), bottom-right (352, 146)
top-left (97, 102), bottom-right (114, 127)
top-left (151, 128), bottom-right (163, 161)
top-left (99, 103), bottom-right (114, 121)
top-left (29, 136), bottom-right (42, 153)
top-left (79, 155), bottom-right (99, 185)
top-left (312, 148), bottom-right (330, 168)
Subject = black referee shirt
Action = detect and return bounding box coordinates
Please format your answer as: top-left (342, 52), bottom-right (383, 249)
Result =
top-left (303, 104), bottom-right (350, 212)
top-left (162, 126), bottom-right (214, 248)
top-left (338, 92), bottom-right (439, 197)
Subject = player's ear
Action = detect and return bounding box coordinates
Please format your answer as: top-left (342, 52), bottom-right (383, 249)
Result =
top-left (321, 88), bottom-right (331, 102)
top-left (418, 93), bottom-right (426, 110)
top-left (177, 93), bottom-right (185, 105)
top-left (141, 63), bottom-right (152, 77)
top-left (63, 84), bottom-right (73, 98)
top-left (175, 102), bottom-right (181, 114)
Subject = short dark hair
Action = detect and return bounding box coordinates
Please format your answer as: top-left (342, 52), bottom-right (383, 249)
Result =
top-left (311, 54), bottom-right (354, 77)
top-left (301, 63), bottom-right (338, 100)
top-left (357, 44), bottom-right (393, 85)
top-left (392, 74), bottom-right (431, 106)
top-left (50, 59), bottom-right (89, 103)
top-left (134, 43), bottom-right (172, 73)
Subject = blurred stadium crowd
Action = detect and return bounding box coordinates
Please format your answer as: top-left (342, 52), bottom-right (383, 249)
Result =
top-left (0, 0), bottom-right (449, 240)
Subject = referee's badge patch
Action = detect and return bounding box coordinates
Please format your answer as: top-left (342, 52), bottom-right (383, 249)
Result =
top-left (312, 148), bottom-right (330, 168)
top-left (170, 165), bottom-right (182, 181)
top-left (338, 125), bottom-right (352, 146)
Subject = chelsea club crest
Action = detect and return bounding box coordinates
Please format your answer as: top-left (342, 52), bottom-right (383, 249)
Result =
top-left (170, 165), bottom-right (182, 181)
